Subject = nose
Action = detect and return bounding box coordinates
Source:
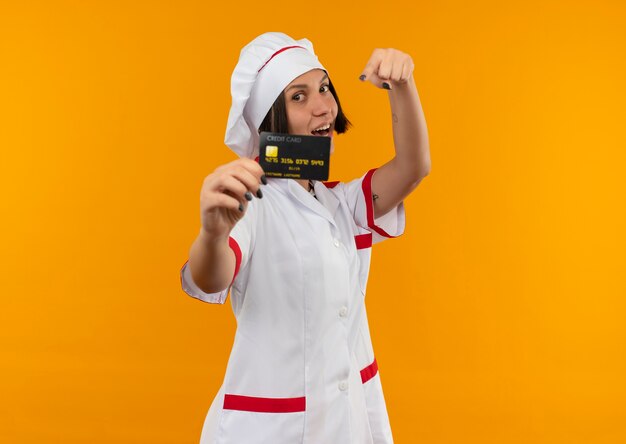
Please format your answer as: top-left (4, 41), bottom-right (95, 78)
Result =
top-left (310, 92), bottom-right (331, 117)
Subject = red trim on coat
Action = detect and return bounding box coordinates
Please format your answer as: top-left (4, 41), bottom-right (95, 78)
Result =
top-left (361, 168), bottom-right (397, 238)
top-left (223, 394), bottom-right (306, 413)
top-left (323, 180), bottom-right (340, 189)
top-left (360, 358), bottom-right (379, 384)
top-left (257, 46), bottom-right (306, 73)
top-left (228, 237), bottom-right (242, 283)
top-left (355, 233), bottom-right (373, 250)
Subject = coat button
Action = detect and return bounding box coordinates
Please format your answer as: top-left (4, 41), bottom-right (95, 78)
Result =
top-left (339, 306), bottom-right (348, 318)
top-left (333, 238), bottom-right (340, 247)
top-left (338, 380), bottom-right (348, 391)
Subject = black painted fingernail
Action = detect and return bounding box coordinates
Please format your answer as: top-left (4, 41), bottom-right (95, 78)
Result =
top-left (359, 74), bottom-right (366, 81)
top-left (256, 188), bottom-right (263, 199)
top-left (238, 203), bottom-right (244, 212)
top-left (260, 175), bottom-right (268, 185)
top-left (382, 82), bottom-right (391, 90)
top-left (245, 191), bottom-right (253, 201)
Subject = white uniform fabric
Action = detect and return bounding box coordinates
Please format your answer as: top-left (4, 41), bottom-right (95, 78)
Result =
top-left (181, 169), bottom-right (405, 443)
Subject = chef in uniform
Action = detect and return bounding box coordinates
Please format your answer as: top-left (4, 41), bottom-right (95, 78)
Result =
top-left (181, 32), bottom-right (430, 444)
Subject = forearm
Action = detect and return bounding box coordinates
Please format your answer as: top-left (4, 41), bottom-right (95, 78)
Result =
top-left (388, 76), bottom-right (431, 178)
top-left (370, 76), bottom-right (431, 217)
top-left (188, 230), bottom-right (235, 294)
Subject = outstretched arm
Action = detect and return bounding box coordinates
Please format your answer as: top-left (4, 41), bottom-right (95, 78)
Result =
top-left (360, 48), bottom-right (431, 218)
top-left (188, 158), bottom-right (265, 293)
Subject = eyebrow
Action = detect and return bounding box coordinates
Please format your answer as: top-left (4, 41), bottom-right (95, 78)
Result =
top-left (285, 73), bottom-right (329, 92)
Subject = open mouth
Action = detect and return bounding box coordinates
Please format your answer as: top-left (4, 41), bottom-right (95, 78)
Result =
top-left (311, 123), bottom-right (332, 137)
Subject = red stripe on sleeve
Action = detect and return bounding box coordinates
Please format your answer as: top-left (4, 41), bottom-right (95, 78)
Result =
top-left (228, 237), bottom-right (242, 283)
top-left (355, 233), bottom-right (372, 250)
top-left (361, 168), bottom-right (397, 238)
top-left (360, 358), bottom-right (379, 384)
top-left (323, 180), bottom-right (340, 189)
top-left (223, 394), bottom-right (306, 413)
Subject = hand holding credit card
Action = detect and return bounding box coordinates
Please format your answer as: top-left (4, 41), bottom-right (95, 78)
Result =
top-left (258, 132), bottom-right (331, 181)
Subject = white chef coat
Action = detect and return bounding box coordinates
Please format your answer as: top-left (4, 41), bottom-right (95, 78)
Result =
top-left (181, 168), bottom-right (405, 444)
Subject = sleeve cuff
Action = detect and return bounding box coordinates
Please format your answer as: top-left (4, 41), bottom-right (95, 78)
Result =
top-left (361, 168), bottom-right (406, 243)
top-left (179, 236), bottom-right (243, 305)
top-left (180, 261), bottom-right (228, 304)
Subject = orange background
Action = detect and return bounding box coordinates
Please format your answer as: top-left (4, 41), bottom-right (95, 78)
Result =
top-left (2, 1), bottom-right (625, 442)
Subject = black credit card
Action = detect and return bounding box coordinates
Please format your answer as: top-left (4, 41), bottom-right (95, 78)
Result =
top-left (258, 132), bottom-right (331, 181)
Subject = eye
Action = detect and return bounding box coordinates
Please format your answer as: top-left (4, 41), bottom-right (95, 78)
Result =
top-left (320, 84), bottom-right (330, 93)
top-left (292, 93), bottom-right (304, 102)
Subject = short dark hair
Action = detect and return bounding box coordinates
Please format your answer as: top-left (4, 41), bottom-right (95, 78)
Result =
top-left (259, 77), bottom-right (351, 134)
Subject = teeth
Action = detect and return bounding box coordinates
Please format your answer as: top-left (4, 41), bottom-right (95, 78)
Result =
top-left (313, 124), bottom-right (330, 132)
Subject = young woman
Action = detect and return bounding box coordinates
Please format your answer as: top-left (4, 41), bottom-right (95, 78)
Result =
top-left (181, 32), bottom-right (430, 444)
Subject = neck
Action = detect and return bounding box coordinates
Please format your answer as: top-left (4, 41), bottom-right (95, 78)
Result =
top-left (296, 179), bottom-right (311, 191)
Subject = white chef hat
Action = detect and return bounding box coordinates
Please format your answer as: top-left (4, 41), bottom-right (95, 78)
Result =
top-left (224, 32), bottom-right (326, 158)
